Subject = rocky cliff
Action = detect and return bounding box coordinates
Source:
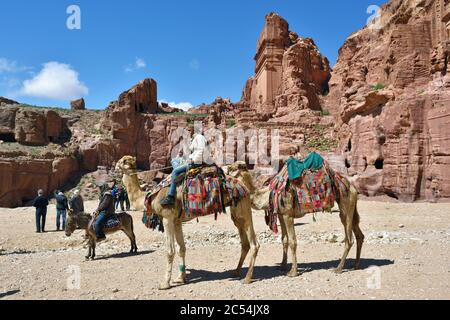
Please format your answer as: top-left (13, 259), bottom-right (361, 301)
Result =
top-left (326, 0), bottom-right (450, 201)
top-left (1, 1), bottom-right (449, 207)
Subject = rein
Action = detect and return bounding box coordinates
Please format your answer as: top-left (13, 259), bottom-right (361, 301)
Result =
top-left (125, 166), bottom-right (174, 176)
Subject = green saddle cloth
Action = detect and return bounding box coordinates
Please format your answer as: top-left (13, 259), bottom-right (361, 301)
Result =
top-left (286, 152), bottom-right (325, 181)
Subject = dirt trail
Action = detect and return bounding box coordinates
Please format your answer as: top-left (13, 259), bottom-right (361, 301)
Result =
top-left (0, 200), bottom-right (449, 300)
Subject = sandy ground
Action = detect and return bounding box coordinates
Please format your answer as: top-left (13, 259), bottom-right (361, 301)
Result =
top-left (0, 199), bottom-right (449, 300)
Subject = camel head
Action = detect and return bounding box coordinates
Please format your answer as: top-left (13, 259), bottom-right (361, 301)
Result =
top-left (116, 156), bottom-right (138, 176)
top-left (225, 161), bottom-right (256, 194)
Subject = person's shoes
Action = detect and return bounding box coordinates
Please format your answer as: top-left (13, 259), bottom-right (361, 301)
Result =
top-left (56, 228), bottom-right (60, 231)
top-left (36, 231), bottom-right (41, 233)
top-left (97, 236), bottom-right (106, 242)
top-left (160, 195), bottom-right (175, 206)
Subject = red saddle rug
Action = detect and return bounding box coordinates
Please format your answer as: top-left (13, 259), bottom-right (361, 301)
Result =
top-left (266, 161), bottom-right (350, 234)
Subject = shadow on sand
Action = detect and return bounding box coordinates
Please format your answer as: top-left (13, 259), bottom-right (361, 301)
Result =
top-left (184, 258), bottom-right (394, 284)
top-left (0, 290), bottom-right (20, 299)
top-left (90, 250), bottom-right (154, 261)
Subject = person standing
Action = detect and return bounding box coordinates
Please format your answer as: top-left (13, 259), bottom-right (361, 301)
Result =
top-left (69, 190), bottom-right (84, 215)
top-left (33, 190), bottom-right (48, 233)
top-left (54, 191), bottom-right (69, 231)
top-left (123, 187), bottom-right (131, 211)
top-left (117, 185), bottom-right (126, 212)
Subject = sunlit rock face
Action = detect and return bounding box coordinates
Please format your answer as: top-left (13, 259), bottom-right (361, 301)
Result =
top-left (326, 0), bottom-right (450, 201)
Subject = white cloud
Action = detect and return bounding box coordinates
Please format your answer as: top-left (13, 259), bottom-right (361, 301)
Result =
top-left (0, 57), bottom-right (32, 73)
top-left (20, 62), bottom-right (88, 101)
top-left (189, 59), bottom-right (200, 70)
top-left (125, 58), bottom-right (147, 73)
top-left (161, 100), bottom-right (194, 111)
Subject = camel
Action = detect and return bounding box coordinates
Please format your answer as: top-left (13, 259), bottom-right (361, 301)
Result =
top-left (115, 156), bottom-right (259, 290)
top-left (65, 209), bottom-right (138, 260)
top-left (230, 163), bottom-right (364, 277)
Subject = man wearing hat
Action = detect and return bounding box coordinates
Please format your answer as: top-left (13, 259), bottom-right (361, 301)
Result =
top-left (69, 189), bottom-right (85, 216)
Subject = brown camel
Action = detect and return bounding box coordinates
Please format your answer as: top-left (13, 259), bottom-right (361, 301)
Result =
top-left (230, 163), bottom-right (364, 277)
top-left (115, 156), bottom-right (259, 290)
top-left (65, 209), bottom-right (138, 260)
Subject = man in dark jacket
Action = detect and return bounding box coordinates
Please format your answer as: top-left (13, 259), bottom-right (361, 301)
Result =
top-left (54, 191), bottom-right (69, 231)
top-left (69, 190), bottom-right (84, 215)
top-left (117, 185), bottom-right (127, 212)
top-left (94, 184), bottom-right (115, 242)
top-left (33, 189), bottom-right (49, 233)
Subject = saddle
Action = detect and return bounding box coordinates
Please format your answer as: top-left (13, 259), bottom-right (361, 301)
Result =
top-left (143, 163), bottom-right (248, 227)
top-left (266, 153), bottom-right (344, 234)
top-left (91, 213), bottom-right (122, 232)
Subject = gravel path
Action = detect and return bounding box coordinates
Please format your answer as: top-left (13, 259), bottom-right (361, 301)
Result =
top-left (0, 200), bottom-right (449, 300)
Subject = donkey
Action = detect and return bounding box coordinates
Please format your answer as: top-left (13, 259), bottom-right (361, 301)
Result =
top-left (65, 209), bottom-right (138, 260)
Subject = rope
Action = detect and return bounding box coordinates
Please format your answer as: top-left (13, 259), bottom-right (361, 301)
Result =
top-left (125, 166), bottom-right (174, 176)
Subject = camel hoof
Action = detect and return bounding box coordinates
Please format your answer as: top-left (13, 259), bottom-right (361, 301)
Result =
top-left (231, 270), bottom-right (241, 278)
top-left (158, 283), bottom-right (171, 291)
top-left (334, 268), bottom-right (343, 274)
top-left (242, 278), bottom-right (252, 285)
top-left (287, 270), bottom-right (299, 278)
top-left (173, 277), bottom-right (187, 285)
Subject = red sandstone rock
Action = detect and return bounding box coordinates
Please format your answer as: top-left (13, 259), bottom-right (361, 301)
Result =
top-left (70, 98), bottom-right (85, 110)
top-left (326, 0), bottom-right (450, 201)
top-left (14, 109), bottom-right (47, 146)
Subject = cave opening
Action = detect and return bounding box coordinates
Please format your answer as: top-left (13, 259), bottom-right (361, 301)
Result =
top-left (442, 52), bottom-right (448, 76)
top-left (347, 139), bottom-right (352, 152)
top-left (345, 158), bottom-right (351, 169)
top-left (374, 158), bottom-right (384, 170)
top-left (0, 133), bottom-right (16, 143)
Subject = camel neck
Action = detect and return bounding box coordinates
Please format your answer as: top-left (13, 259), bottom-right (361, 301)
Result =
top-left (123, 173), bottom-right (144, 203)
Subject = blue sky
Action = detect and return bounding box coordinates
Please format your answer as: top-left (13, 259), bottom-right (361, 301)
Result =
top-left (0, 0), bottom-right (386, 110)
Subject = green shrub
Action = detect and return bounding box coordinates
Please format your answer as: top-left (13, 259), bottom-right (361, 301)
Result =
top-left (321, 109), bottom-right (331, 117)
top-left (371, 83), bottom-right (386, 91)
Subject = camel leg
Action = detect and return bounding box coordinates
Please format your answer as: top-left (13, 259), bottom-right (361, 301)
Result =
top-left (278, 214), bottom-right (289, 270)
top-left (242, 220), bottom-right (259, 285)
top-left (173, 219), bottom-right (187, 284)
top-left (281, 215), bottom-right (298, 277)
top-left (159, 217), bottom-right (176, 290)
top-left (352, 209), bottom-right (364, 270)
top-left (335, 202), bottom-right (355, 273)
top-left (232, 223), bottom-right (250, 278)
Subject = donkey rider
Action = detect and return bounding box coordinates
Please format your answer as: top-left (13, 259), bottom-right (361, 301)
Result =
top-left (160, 127), bottom-right (208, 206)
top-left (93, 184), bottom-right (115, 242)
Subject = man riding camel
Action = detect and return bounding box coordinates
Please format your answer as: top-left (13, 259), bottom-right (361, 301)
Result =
top-left (160, 126), bottom-right (208, 206)
top-left (93, 184), bottom-right (115, 242)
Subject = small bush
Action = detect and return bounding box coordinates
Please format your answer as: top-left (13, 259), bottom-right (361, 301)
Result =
top-left (226, 119), bottom-right (236, 128)
top-left (321, 109), bottom-right (331, 117)
top-left (371, 83), bottom-right (386, 91)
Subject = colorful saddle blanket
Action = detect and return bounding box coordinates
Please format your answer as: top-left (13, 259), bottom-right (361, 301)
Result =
top-left (143, 164), bottom-right (249, 227)
top-left (181, 174), bottom-right (250, 219)
top-left (266, 160), bottom-right (351, 234)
